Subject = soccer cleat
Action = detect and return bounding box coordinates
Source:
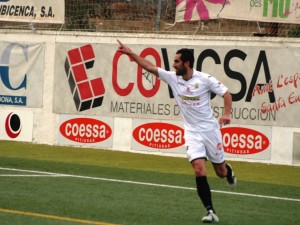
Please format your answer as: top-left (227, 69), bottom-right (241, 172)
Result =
top-left (226, 164), bottom-right (237, 189)
top-left (202, 210), bottom-right (219, 223)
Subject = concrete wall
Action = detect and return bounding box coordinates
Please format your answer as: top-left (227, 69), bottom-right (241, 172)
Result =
top-left (1, 30), bottom-right (300, 166)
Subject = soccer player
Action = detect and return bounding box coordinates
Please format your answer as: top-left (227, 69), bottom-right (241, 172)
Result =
top-left (117, 40), bottom-right (236, 223)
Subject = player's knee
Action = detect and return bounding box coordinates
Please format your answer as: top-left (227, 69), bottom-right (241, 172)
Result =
top-left (215, 168), bottom-right (227, 178)
top-left (194, 167), bottom-right (206, 176)
top-left (193, 165), bottom-right (207, 176)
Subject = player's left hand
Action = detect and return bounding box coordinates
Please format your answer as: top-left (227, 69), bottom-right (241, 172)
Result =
top-left (219, 114), bottom-right (231, 127)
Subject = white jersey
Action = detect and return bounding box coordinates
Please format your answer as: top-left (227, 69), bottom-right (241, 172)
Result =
top-left (158, 68), bottom-right (228, 132)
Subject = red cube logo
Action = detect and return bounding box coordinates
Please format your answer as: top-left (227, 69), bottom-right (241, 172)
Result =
top-left (65, 44), bottom-right (105, 111)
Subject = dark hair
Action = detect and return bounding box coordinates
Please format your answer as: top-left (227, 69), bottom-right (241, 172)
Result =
top-left (176, 48), bottom-right (194, 68)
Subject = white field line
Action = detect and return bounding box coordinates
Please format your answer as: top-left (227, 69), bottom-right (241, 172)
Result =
top-left (0, 167), bottom-right (299, 203)
top-left (0, 174), bottom-right (66, 177)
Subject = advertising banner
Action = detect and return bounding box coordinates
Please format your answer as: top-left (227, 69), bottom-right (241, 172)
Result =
top-left (131, 119), bottom-right (186, 154)
top-left (0, 0), bottom-right (64, 23)
top-left (54, 42), bottom-right (300, 128)
top-left (131, 119), bottom-right (271, 160)
top-left (0, 110), bottom-right (33, 142)
top-left (176, 0), bottom-right (300, 24)
top-left (0, 42), bottom-right (45, 108)
top-left (222, 125), bottom-right (272, 160)
top-left (58, 114), bottom-right (113, 148)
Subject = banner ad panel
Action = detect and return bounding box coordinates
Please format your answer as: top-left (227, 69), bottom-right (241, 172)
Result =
top-left (131, 119), bottom-right (271, 160)
top-left (222, 125), bottom-right (272, 160)
top-left (0, 42), bottom-right (45, 108)
top-left (0, 0), bottom-right (64, 23)
top-left (176, 0), bottom-right (300, 24)
top-left (0, 110), bottom-right (33, 142)
top-left (54, 42), bottom-right (300, 127)
top-left (58, 114), bottom-right (114, 148)
top-left (131, 119), bottom-right (186, 154)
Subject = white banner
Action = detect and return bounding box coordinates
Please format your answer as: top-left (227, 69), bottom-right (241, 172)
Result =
top-left (130, 120), bottom-right (272, 160)
top-left (131, 119), bottom-right (185, 154)
top-left (0, 42), bottom-right (45, 107)
top-left (0, 110), bottom-right (33, 142)
top-left (54, 42), bottom-right (300, 128)
top-left (58, 114), bottom-right (113, 148)
top-left (0, 0), bottom-right (64, 23)
top-left (176, 0), bottom-right (300, 24)
top-left (222, 124), bottom-right (272, 160)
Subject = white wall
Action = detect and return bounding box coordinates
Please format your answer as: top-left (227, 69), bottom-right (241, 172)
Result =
top-left (1, 30), bottom-right (299, 166)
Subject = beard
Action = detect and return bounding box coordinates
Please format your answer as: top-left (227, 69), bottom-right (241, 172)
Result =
top-left (175, 66), bottom-right (187, 76)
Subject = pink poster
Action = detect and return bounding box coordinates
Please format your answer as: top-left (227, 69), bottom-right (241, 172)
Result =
top-left (176, 0), bottom-right (229, 22)
top-left (176, 0), bottom-right (300, 24)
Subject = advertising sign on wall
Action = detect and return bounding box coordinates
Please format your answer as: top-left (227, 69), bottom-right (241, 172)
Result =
top-left (54, 42), bottom-right (300, 128)
top-left (131, 119), bottom-right (186, 154)
top-left (0, 0), bottom-right (64, 23)
top-left (176, 0), bottom-right (300, 24)
top-left (221, 125), bottom-right (272, 160)
top-left (131, 119), bottom-right (271, 160)
top-left (0, 110), bottom-right (33, 142)
top-left (0, 42), bottom-right (45, 108)
top-left (58, 114), bottom-right (114, 148)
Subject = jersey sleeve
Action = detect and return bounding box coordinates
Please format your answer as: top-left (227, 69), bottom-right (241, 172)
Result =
top-left (207, 75), bottom-right (228, 96)
top-left (158, 68), bottom-right (176, 84)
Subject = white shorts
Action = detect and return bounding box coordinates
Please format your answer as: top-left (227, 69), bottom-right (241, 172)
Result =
top-left (185, 129), bottom-right (225, 164)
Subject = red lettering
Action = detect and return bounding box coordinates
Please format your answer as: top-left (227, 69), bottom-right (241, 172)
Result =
top-left (252, 80), bottom-right (273, 96)
top-left (137, 48), bottom-right (161, 97)
top-left (277, 74), bottom-right (283, 88)
top-left (277, 73), bottom-right (300, 89)
top-left (261, 96), bottom-right (286, 113)
top-left (112, 48), bottom-right (161, 97)
top-left (112, 51), bottom-right (134, 96)
top-left (288, 92), bottom-right (300, 104)
top-left (293, 73), bottom-right (300, 88)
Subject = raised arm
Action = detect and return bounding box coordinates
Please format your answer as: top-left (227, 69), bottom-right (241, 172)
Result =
top-left (117, 39), bottom-right (159, 76)
top-left (219, 91), bottom-right (232, 127)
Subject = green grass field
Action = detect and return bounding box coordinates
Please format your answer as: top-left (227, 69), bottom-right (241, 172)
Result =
top-left (0, 141), bottom-right (299, 225)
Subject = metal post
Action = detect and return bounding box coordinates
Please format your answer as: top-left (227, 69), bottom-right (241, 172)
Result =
top-left (155, 0), bottom-right (162, 33)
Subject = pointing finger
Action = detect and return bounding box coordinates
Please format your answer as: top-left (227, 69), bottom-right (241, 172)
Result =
top-left (117, 39), bottom-right (123, 46)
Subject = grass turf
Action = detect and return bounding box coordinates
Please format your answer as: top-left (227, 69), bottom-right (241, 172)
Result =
top-left (0, 141), bottom-right (299, 225)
